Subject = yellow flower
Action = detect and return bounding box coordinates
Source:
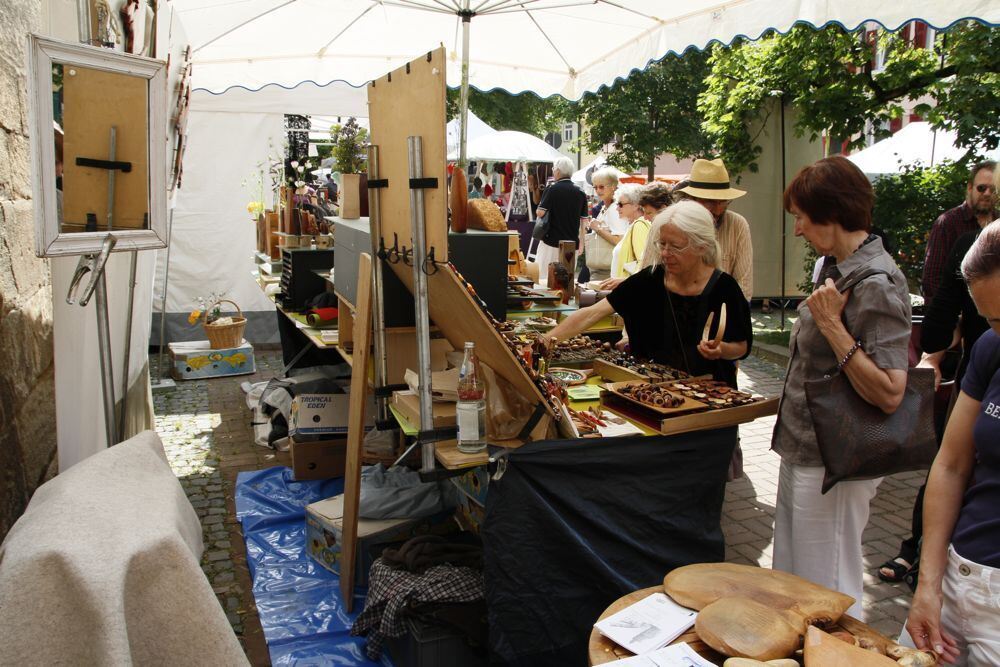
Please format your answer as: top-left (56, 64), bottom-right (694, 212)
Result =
top-left (188, 309), bottom-right (202, 325)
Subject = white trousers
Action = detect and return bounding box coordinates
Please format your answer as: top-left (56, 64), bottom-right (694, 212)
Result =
top-left (772, 460), bottom-right (882, 620)
top-left (898, 545), bottom-right (1000, 666)
top-left (534, 241), bottom-right (561, 285)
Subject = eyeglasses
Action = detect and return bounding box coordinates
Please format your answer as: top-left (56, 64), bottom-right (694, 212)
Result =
top-left (975, 184), bottom-right (996, 194)
top-left (616, 201), bottom-right (633, 208)
top-left (655, 241), bottom-right (691, 254)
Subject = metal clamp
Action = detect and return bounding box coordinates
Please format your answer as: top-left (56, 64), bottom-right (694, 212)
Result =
top-left (66, 235), bottom-right (117, 306)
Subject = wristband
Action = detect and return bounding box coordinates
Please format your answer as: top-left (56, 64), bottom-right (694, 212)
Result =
top-left (837, 339), bottom-right (862, 371)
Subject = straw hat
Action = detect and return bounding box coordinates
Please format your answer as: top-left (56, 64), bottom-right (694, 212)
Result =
top-left (678, 159), bottom-right (746, 200)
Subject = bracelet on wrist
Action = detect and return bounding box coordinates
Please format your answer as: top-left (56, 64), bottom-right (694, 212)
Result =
top-left (837, 339), bottom-right (862, 371)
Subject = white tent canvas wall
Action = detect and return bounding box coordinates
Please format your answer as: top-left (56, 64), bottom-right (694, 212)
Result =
top-left (153, 80), bottom-right (368, 346)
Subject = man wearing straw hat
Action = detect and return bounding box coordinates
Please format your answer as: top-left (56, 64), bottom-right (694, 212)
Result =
top-left (676, 158), bottom-right (753, 302)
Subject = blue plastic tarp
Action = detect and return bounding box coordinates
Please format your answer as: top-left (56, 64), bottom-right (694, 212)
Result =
top-left (235, 467), bottom-right (392, 667)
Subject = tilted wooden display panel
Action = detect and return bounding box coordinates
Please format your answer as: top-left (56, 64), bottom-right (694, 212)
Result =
top-left (366, 49), bottom-right (557, 427)
top-left (367, 48), bottom-right (448, 261)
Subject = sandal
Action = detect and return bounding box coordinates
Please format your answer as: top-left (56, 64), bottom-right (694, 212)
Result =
top-left (877, 557), bottom-right (913, 583)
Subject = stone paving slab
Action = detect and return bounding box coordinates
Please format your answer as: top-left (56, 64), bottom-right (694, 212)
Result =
top-left (152, 348), bottom-right (920, 664)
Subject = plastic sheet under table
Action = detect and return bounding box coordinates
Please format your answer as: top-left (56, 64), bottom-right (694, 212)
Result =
top-left (235, 467), bottom-right (393, 666)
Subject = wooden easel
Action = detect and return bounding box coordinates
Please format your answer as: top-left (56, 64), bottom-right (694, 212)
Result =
top-left (339, 252), bottom-right (373, 612)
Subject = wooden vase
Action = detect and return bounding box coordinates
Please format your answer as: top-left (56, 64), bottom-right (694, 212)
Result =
top-left (340, 173), bottom-right (362, 219)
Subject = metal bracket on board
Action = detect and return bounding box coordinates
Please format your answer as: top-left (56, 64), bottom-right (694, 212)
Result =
top-left (516, 401), bottom-right (549, 442)
top-left (408, 177), bottom-right (438, 190)
top-left (373, 383), bottom-right (409, 399)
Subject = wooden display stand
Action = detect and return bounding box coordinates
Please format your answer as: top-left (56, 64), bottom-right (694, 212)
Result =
top-left (366, 48), bottom-right (557, 437)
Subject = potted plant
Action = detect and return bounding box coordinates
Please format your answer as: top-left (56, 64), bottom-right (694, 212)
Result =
top-left (330, 117), bottom-right (369, 219)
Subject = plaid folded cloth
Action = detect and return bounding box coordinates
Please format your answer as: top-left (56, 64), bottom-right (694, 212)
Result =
top-left (351, 558), bottom-right (483, 659)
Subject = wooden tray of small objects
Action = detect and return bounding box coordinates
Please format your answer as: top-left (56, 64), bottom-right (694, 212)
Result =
top-left (592, 357), bottom-right (691, 383)
top-left (601, 378), bottom-right (779, 436)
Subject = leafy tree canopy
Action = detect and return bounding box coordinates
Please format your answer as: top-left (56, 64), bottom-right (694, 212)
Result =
top-left (578, 52), bottom-right (713, 178)
top-left (445, 87), bottom-right (573, 138)
top-left (701, 22), bottom-right (1000, 174)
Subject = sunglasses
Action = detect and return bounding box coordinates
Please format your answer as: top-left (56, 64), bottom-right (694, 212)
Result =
top-left (975, 184), bottom-right (996, 194)
top-left (616, 201), bottom-right (633, 208)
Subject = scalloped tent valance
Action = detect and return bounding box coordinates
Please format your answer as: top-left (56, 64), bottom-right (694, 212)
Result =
top-left (173, 0), bottom-right (1000, 100)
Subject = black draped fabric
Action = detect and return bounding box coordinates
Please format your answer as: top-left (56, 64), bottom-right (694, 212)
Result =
top-left (482, 429), bottom-right (737, 666)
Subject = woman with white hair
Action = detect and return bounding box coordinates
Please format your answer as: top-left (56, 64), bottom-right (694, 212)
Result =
top-left (534, 157), bottom-right (589, 279)
top-left (584, 167), bottom-right (627, 281)
top-left (541, 201), bottom-right (752, 387)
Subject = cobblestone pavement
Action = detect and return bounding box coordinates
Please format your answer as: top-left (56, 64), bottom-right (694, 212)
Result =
top-left (152, 348), bottom-right (919, 664)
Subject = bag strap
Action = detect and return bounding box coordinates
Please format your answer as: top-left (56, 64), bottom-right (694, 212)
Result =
top-left (630, 219), bottom-right (650, 260)
top-left (834, 266), bottom-right (894, 293)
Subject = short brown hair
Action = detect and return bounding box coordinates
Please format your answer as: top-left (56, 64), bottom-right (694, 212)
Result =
top-left (961, 219), bottom-right (1000, 283)
top-left (783, 156), bottom-right (873, 232)
top-left (638, 182), bottom-right (673, 210)
top-left (969, 160), bottom-right (996, 185)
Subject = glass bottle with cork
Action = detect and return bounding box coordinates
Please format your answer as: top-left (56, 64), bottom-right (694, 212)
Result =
top-left (456, 341), bottom-right (487, 453)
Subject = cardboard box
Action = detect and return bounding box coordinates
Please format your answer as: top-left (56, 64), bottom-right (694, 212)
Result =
top-left (169, 340), bottom-right (255, 380)
top-left (305, 494), bottom-right (455, 586)
top-left (392, 390), bottom-right (457, 429)
top-left (289, 393), bottom-right (375, 441)
top-left (291, 438), bottom-right (347, 480)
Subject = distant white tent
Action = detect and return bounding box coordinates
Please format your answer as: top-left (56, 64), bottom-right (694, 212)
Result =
top-left (847, 122), bottom-right (1000, 175)
top-left (447, 130), bottom-right (564, 163)
top-left (446, 111), bottom-right (496, 157)
top-left (571, 157), bottom-right (630, 195)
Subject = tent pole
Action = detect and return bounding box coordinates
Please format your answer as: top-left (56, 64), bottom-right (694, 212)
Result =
top-left (458, 5), bottom-right (472, 169)
top-left (779, 95), bottom-right (787, 331)
top-left (368, 145), bottom-right (390, 424)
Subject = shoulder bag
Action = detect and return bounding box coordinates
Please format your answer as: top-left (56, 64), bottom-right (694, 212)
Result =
top-left (530, 211), bottom-right (550, 241)
top-left (584, 230), bottom-right (614, 270)
top-left (804, 267), bottom-right (937, 494)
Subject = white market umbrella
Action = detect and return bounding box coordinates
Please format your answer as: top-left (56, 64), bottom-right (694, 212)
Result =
top-left (173, 1), bottom-right (999, 164)
top-left (847, 122), bottom-right (1000, 175)
top-left (447, 130), bottom-right (563, 163)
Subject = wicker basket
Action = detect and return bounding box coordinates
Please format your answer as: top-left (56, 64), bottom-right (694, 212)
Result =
top-left (203, 299), bottom-right (247, 349)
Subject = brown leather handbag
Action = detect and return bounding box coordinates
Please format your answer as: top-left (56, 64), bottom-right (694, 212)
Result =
top-left (804, 267), bottom-right (937, 494)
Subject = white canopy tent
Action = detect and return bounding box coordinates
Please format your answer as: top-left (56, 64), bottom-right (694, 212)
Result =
top-left (174, 1), bottom-right (999, 101)
top-left (446, 110), bottom-right (497, 156)
top-left (447, 130), bottom-right (564, 163)
top-left (848, 121), bottom-right (1000, 175)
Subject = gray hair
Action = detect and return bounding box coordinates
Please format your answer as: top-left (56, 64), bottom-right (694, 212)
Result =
top-left (553, 157), bottom-right (575, 178)
top-left (641, 200), bottom-right (720, 271)
top-left (961, 219), bottom-right (1000, 284)
top-left (591, 167), bottom-right (620, 189)
top-left (615, 183), bottom-right (643, 206)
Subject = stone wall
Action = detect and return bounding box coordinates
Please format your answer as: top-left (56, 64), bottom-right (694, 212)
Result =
top-left (0, 0), bottom-right (57, 541)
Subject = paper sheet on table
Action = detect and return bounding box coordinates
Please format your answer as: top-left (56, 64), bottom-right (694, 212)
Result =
top-left (596, 413), bottom-right (644, 438)
top-left (593, 592), bottom-right (697, 655)
top-left (566, 385), bottom-right (602, 401)
top-left (608, 642), bottom-right (715, 666)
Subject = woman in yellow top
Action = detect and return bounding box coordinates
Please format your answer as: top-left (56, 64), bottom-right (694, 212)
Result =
top-left (602, 182), bottom-right (671, 289)
top-left (609, 184), bottom-right (651, 279)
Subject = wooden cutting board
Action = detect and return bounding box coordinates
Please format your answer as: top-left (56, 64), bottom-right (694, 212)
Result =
top-left (804, 626), bottom-right (898, 666)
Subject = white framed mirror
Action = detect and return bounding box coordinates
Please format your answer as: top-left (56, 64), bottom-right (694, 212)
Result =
top-left (27, 34), bottom-right (167, 257)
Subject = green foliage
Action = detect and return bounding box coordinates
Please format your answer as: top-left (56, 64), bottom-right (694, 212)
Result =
top-left (701, 22), bottom-right (1000, 175)
top-left (579, 52), bottom-right (713, 178)
top-left (871, 160), bottom-right (972, 288)
top-left (445, 88), bottom-right (573, 137)
top-left (329, 117), bottom-right (369, 173)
